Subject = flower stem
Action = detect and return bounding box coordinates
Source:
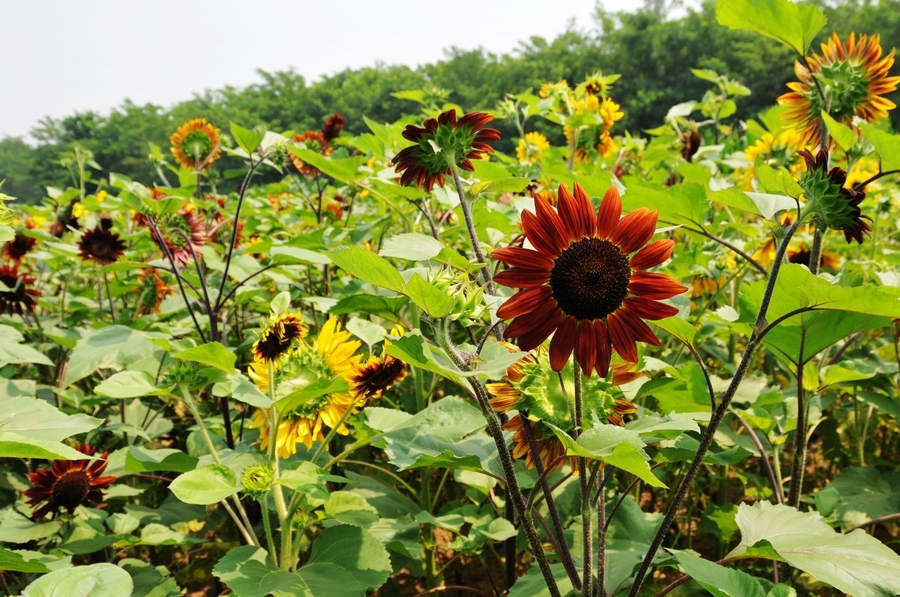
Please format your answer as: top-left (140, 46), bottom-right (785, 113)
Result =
top-left (574, 363), bottom-right (593, 596)
top-left (448, 161), bottom-right (495, 297)
top-left (260, 495), bottom-right (278, 567)
top-left (265, 361), bottom-right (292, 569)
top-left (627, 216), bottom-right (805, 596)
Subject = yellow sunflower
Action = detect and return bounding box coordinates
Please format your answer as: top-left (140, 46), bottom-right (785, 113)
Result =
top-left (740, 128), bottom-right (810, 190)
top-left (170, 118), bottom-right (222, 170)
top-left (516, 132), bottom-right (550, 165)
top-left (778, 32), bottom-right (900, 146)
top-left (249, 316), bottom-right (363, 458)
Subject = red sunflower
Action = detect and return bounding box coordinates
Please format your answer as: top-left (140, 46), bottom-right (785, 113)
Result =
top-left (2, 231), bottom-right (38, 265)
top-left (142, 209), bottom-right (207, 268)
top-left (493, 183), bottom-right (686, 377)
top-left (25, 444), bottom-right (116, 519)
top-left (392, 110), bottom-right (500, 192)
top-left (290, 131), bottom-right (332, 176)
top-left (78, 226), bottom-right (126, 265)
top-left (0, 265), bottom-right (41, 316)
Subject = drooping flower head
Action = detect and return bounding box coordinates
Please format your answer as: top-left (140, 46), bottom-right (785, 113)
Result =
top-left (321, 113), bottom-right (346, 142)
top-left (249, 316), bottom-right (363, 457)
top-left (253, 312), bottom-right (307, 363)
top-left (392, 110), bottom-right (500, 192)
top-left (24, 444), bottom-right (116, 519)
top-left (289, 131), bottom-right (332, 176)
top-left (493, 183), bottom-right (686, 377)
top-left (0, 265), bottom-right (40, 316)
top-left (2, 230), bottom-right (38, 265)
top-left (778, 33), bottom-right (900, 146)
top-left (78, 226), bottom-right (126, 265)
top-left (516, 132), bottom-right (550, 166)
top-left (169, 118), bottom-right (222, 171)
top-left (134, 269), bottom-right (173, 316)
top-left (797, 149), bottom-right (871, 244)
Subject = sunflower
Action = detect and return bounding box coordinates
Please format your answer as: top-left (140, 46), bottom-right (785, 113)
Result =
top-left (787, 243), bottom-right (841, 270)
top-left (78, 226), bottom-right (126, 265)
top-left (392, 110), bottom-right (500, 192)
top-left (134, 269), bottom-right (172, 316)
top-left (143, 209), bottom-right (207, 268)
top-left (169, 118), bottom-right (222, 171)
top-left (2, 230), bottom-right (38, 265)
top-left (741, 128), bottom-right (809, 190)
top-left (798, 148), bottom-right (871, 244)
top-left (249, 316), bottom-right (363, 457)
top-left (778, 33), bottom-right (900, 146)
top-left (25, 444), bottom-right (116, 519)
top-left (0, 265), bottom-right (40, 316)
top-left (350, 329), bottom-right (408, 400)
top-left (289, 131), bottom-right (332, 177)
top-left (516, 132), bottom-right (550, 165)
top-left (493, 183), bottom-right (686, 377)
top-left (321, 113), bottom-right (346, 142)
top-left (253, 312), bottom-right (307, 363)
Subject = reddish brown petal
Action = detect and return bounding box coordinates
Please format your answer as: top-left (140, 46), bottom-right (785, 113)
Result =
top-left (497, 286), bottom-right (553, 319)
top-left (549, 315), bottom-right (577, 371)
top-left (617, 308), bottom-right (661, 345)
top-left (629, 272), bottom-right (688, 300)
top-left (595, 320), bottom-right (611, 378)
top-left (622, 296), bottom-right (679, 320)
top-left (505, 298), bottom-right (559, 339)
top-left (557, 183), bottom-right (595, 239)
top-left (492, 247), bottom-right (554, 271)
top-left (534, 193), bottom-right (569, 254)
top-left (574, 320), bottom-right (597, 377)
top-left (516, 307), bottom-right (564, 351)
top-left (607, 311), bottom-right (639, 363)
top-left (522, 209), bottom-right (561, 256)
top-left (612, 208), bottom-right (659, 255)
top-left (494, 267), bottom-right (551, 289)
top-left (629, 239), bottom-right (675, 270)
top-left (596, 187), bottom-right (622, 239)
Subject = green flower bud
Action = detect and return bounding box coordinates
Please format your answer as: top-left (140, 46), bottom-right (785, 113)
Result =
top-left (797, 149), bottom-right (871, 244)
top-left (241, 463), bottom-right (274, 500)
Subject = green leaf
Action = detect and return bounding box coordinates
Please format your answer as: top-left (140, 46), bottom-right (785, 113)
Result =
top-left (269, 245), bottom-right (331, 265)
top-left (404, 274), bottom-right (455, 317)
top-left (22, 563), bottom-right (133, 597)
top-left (223, 372), bottom-right (273, 408)
top-left (379, 233), bottom-right (445, 261)
top-left (673, 550), bottom-right (765, 597)
top-left (287, 148), bottom-right (366, 185)
top-left (0, 509), bottom-right (60, 543)
top-left (0, 431), bottom-right (96, 460)
top-left (729, 501), bottom-right (900, 597)
top-left (329, 247), bottom-right (406, 293)
top-left (824, 467), bottom-right (900, 530)
top-left (0, 546), bottom-right (51, 573)
top-left (230, 122), bottom-right (266, 155)
top-left (383, 331), bottom-right (464, 386)
top-left (125, 446), bottom-right (198, 474)
top-left (174, 342), bottom-right (236, 373)
top-left (324, 492), bottom-right (380, 526)
top-left (274, 375), bottom-right (348, 415)
top-left (710, 187), bottom-right (796, 220)
top-left (821, 111), bottom-right (856, 151)
top-left (65, 326), bottom-right (165, 386)
top-left (653, 316), bottom-right (697, 346)
top-left (305, 525), bottom-right (392, 590)
top-left (0, 396), bottom-right (101, 443)
top-left (270, 291), bottom-right (291, 317)
top-left (0, 335), bottom-right (53, 366)
top-left (346, 318), bottom-right (386, 347)
top-left (858, 123), bottom-right (900, 171)
top-left (94, 371), bottom-right (174, 398)
top-left (716, 0), bottom-right (826, 55)
top-left (470, 177), bottom-right (530, 196)
top-left (623, 184), bottom-right (707, 226)
top-left (169, 464), bottom-right (239, 505)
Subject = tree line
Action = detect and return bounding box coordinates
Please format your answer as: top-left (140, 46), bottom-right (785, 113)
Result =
top-left (2, 0), bottom-right (898, 203)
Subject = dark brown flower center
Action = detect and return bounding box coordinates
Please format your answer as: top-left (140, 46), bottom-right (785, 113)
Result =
top-left (51, 470), bottom-right (91, 511)
top-left (549, 238), bottom-right (630, 320)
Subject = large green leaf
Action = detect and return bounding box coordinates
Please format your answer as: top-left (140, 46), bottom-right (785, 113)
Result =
top-left (287, 148), bottom-right (366, 186)
top-left (174, 342), bottom-right (236, 373)
top-left (21, 563), bottom-right (134, 597)
top-left (379, 233), bottom-right (445, 261)
top-left (673, 550), bottom-right (765, 597)
top-left (824, 467), bottom-right (900, 530)
top-left (0, 546), bottom-right (51, 573)
top-left (729, 501), bottom-right (900, 597)
top-left (328, 247), bottom-right (406, 293)
top-left (716, 0), bottom-right (826, 55)
top-left (403, 273), bottom-right (455, 317)
top-left (125, 446), bottom-right (198, 474)
top-left (0, 396), bottom-right (101, 444)
top-left (0, 335), bottom-right (53, 366)
top-left (0, 431), bottom-right (96, 460)
top-left (169, 464), bottom-right (239, 505)
top-left (94, 371), bottom-right (174, 398)
top-left (858, 123), bottom-right (900, 171)
top-left (64, 326), bottom-right (165, 386)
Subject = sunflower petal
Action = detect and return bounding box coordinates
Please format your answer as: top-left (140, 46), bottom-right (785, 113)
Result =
top-left (595, 320), bottom-right (611, 379)
top-left (608, 311), bottom-right (639, 363)
top-left (534, 193), bottom-right (569, 254)
top-left (516, 307), bottom-right (564, 351)
top-left (596, 186), bottom-right (622, 239)
top-left (549, 315), bottom-right (577, 371)
top-left (558, 183), bottom-right (595, 239)
top-left (612, 208), bottom-right (658, 255)
top-left (497, 286), bottom-right (553, 319)
top-left (492, 247), bottom-right (554, 271)
top-left (494, 267), bottom-right (552, 289)
top-left (629, 272), bottom-right (688, 300)
top-left (622, 296), bottom-right (679, 320)
top-left (629, 239), bottom-right (675, 270)
top-left (574, 320), bottom-right (598, 377)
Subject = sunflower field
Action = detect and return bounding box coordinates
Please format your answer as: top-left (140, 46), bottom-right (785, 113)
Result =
top-left (3, 1), bottom-right (900, 596)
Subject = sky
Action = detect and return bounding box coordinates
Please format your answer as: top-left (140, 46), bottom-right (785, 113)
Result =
top-left (0, 0), bottom-right (659, 141)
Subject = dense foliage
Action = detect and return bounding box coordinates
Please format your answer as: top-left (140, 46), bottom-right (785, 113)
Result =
top-left (1, 0), bottom-right (900, 596)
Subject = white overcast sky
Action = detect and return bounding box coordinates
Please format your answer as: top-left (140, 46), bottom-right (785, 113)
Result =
top-left (1, 0), bottom-right (667, 140)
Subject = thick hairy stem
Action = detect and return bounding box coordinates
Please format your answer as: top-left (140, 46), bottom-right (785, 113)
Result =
top-left (627, 218), bottom-right (804, 596)
top-left (597, 467), bottom-right (606, 597)
top-left (449, 162), bottom-right (496, 296)
top-left (807, 219), bottom-right (824, 276)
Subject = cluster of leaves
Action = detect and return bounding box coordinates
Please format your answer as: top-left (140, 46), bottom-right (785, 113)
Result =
top-left (1, 0), bottom-right (900, 596)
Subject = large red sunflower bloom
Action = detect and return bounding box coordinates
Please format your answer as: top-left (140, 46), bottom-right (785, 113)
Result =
top-left (392, 110), bottom-right (500, 192)
top-left (0, 265), bottom-right (41, 316)
top-left (78, 226), bottom-right (126, 265)
top-left (25, 444), bottom-right (116, 519)
top-left (493, 183), bottom-right (686, 377)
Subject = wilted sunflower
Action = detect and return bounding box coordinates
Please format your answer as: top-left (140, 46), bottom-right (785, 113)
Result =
top-left (488, 346), bottom-right (642, 473)
top-left (2, 231), bottom-right (38, 265)
top-left (134, 269), bottom-right (172, 316)
top-left (78, 226), bottom-right (126, 265)
top-left (249, 316), bottom-right (363, 457)
top-left (779, 32), bottom-right (900, 146)
top-left (0, 265), bottom-right (41, 316)
top-left (143, 209), bottom-right (207, 268)
top-left (516, 132), bottom-right (550, 165)
top-left (798, 148), bottom-right (871, 244)
top-left (494, 183), bottom-right (687, 377)
top-left (25, 444), bottom-right (116, 519)
top-left (170, 118), bottom-right (222, 170)
top-left (289, 131), bottom-right (332, 176)
top-left (392, 109), bottom-right (500, 192)
top-left (253, 312), bottom-right (307, 363)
